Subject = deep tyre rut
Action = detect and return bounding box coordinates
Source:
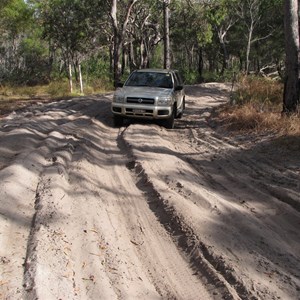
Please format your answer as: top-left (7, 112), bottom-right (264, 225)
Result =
top-left (119, 127), bottom-right (257, 300)
top-left (116, 129), bottom-right (216, 299)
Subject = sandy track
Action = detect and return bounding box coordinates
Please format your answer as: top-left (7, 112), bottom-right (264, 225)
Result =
top-left (0, 85), bottom-right (299, 300)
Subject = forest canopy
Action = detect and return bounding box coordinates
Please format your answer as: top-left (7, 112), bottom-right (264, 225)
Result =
top-left (0, 0), bottom-right (288, 87)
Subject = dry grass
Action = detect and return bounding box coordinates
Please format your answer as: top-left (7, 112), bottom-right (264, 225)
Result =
top-left (218, 76), bottom-right (300, 137)
top-left (233, 75), bottom-right (283, 109)
top-left (0, 79), bottom-right (113, 116)
top-left (218, 104), bottom-right (300, 135)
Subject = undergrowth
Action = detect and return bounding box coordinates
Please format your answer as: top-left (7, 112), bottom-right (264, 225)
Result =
top-left (0, 79), bottom-right (113, 116)
top-left (217, 76), bottom-right (300, 137)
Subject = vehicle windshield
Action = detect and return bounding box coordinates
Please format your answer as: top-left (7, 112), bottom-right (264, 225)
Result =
top-left (125, 72), bottom-right (173, 88)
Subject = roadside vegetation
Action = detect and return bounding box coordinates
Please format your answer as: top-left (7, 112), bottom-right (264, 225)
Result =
top-left (2, 74), bottom-right (299, 142)
top-left (0, 78), bottom-right (113, 116)
top-left (216, 76), bottom-right (300, 139)
top-left (0, 0), bottom-right (299, 131)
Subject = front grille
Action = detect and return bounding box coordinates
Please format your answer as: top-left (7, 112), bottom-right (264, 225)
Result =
top-left (126, 97), bottom-right (155, 105)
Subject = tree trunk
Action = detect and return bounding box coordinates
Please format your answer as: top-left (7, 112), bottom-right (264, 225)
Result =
top-left (121, 45), bottom-right (127, 76)
top-left (237, 52), bottom-right (243, 71)
top-left (129, 40), bottom-right (137, 72)
top-left (68, 64), bottom-right (73, 93)
top-left (246, 22), bottom-right (254, 74)
top-left (197, 47), bottom-right (204, 82)
top-left (220, 37), bottom-right (228, 75)
top-left (110, 0), bottom-right (137, 87)
top-left (141, 41), bottom-right (149, 69)
top-left (109, 44), bottom-right (114, 74)
top-left (283, 0), bottom-right (300, 113)
top-left (79, 64), bottom-right (83, 94)
top-left (139, 39), bottom-right (144, 68)
top-left (113, 31), bottom-right (122, 87)
top-left (163, 0), bottom-right (171, 69)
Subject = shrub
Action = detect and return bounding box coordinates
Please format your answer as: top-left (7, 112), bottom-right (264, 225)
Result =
top-left (232, 75), bottom-right (283, 110)
top-left (217, 75), bottom-right (300, 136)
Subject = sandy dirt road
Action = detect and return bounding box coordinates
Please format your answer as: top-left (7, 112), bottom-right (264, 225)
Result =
top-left (0, 83), bottom-right (299, 300)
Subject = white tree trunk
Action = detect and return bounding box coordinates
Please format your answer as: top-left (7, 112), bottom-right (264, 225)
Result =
top-left (79, 64), bottom-right (83, 94)
top-left (110, 0), bottom-right (138, 86)
top-left (68, 64), bottom-right (73, 93)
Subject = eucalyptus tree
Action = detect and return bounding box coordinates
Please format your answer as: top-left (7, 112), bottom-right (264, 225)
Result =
top-left (127, 0), bottom-right (162, 71)
top-left (171, 0), bottom-right (213, 80)
top-left (204, 0), bottom-right (238, 75)
top-left (108, 0), bottom-right (175, 85)
top-left (235, 0), bottom-right (260, 73)
top-left (0, 0), bottom-right (34, 82)
top-left (242, 0), bottom-right (283, 75)
top-left (109, 0), bottom-right (139, 86)
top-left (163, 0), bottom-right (171, 69)
top-left (38, 0), bottom-right (106, 91)
top-left (233, 0), bottom-right (283, 74)
top-left (282, 0), bottom-right (299, 113)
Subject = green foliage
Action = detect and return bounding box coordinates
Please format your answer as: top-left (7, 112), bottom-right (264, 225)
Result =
top-left (196, 23), bottom-right (213, 46)
top-left (171, 0), bottom-right (213, 47)
top-left (82, 53), bottom-right (114, 90)
top-left (201, 71), bottom-right (221, 83)
top-left (31, 0), bottom-right (111, 87)
top-left (181, 69), bottom-right (199, 84)
top-left (83, 55), bottom-right (111, 79)
top-left (46, 80), bottom-right (73, 97)
top-left (40, 0), bottom-right (105, 53)
top-left (83, 78), bottom-right (113, 94)
top-left (205, 0), bottom-right (237, 25)
top-left (0, 0), bottom-right (33, 35)
top-left (0, 0), bottom-right (289, 96)
top-left (0, 0), bottom-right (48, 84)
top-left (150, 44), bottom-right (164, 69)
top-left (0, 77), bottom-right (113, 99)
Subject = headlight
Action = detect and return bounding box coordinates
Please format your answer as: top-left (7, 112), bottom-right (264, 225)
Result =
top-left (113, 94), bottom-right (125, 103)
top-left (157, 96), bottom-right (172, 106)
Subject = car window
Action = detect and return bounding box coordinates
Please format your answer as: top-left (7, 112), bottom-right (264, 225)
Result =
top-left (173, 72), bottom-right (179, 88)
top-left (174, 71), bottom-right (183, 86)
top-left (125, 72), bottom-right (173, 88)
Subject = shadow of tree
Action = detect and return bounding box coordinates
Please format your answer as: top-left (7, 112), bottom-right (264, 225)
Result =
top-left (0, 87), bottom-right (299, 299)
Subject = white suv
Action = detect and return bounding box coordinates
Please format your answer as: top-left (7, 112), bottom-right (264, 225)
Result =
top-left (111, 68), bottom-right (185, 128)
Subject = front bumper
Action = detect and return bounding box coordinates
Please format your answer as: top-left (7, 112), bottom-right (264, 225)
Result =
top-left (111, 103), bottom-right (172, 119)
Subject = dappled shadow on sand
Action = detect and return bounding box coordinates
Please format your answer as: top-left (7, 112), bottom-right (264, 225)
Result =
top-left (0, 94), bottom-right (114, 228)
top-left (1, 89), bottom-right (299, 299)
top-left (122, 122), bottom-right (300, 299)
top-left (118, 76), bottom-right (300, 297)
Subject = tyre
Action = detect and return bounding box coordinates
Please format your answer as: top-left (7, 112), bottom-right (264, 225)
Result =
top-left (113, 115), bottom-right (124, 127)
top-left (163, 107), bottom-right (175, 129)
top-left (177, 97), bottom-right (185, 119)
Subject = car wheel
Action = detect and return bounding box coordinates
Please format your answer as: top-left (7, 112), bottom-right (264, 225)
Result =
top-left (163, 107), bottom-right (175, 129)
top-left (177, 97), bottom-right (185, 119)
top-left (113, 115), bottom-right (124, 127)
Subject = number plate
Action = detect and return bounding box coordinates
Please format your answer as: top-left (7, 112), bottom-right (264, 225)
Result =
top-left (133, 109), bottom-right (146, 114)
